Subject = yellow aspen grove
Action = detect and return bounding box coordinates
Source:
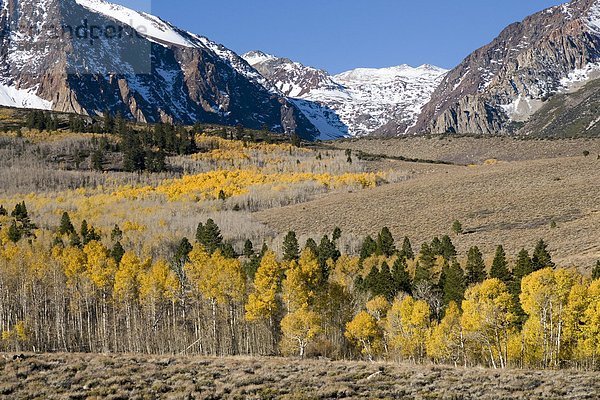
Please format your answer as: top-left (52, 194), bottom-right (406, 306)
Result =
top-left (282, 248), bottom-right (322, 312)
top-left (519, 268), bottom-right (578, 368)
top-left (245, 251), bottom-right (283, 322)
top-left (245, 250), bottom-right (284, 353)
top-left (366, 295), bottom-right (391, 323)
top-left (345, 311), bottom-right (383, 361)
top-left (113, 251), bottom-right (150, 353)
top-left (330, 255), bottom-right (362, 290)
top-left (185, 246), bottom-right (245, 356)
top-left (83, 241), bottom-right (117, 351)
top-left (386, 296), bottom-right (431, 363)
top-left (280, 306), bottom-right (322, 358)
top-left (426, 302), bottom-right (464, 366)
top-left (579, 280), bottom-right (600, 367)
top-left (563, 281), bottom-right (590, 364)
top-left (461, 279), bottom-right (515, 369)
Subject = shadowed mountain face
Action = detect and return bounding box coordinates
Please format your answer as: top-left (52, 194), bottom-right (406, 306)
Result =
top-left (411, 0), bottom-right (600, 135)
top-left (0, 0), bottom-right (319, 139)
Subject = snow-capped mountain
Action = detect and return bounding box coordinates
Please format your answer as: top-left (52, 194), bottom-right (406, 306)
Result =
top-left (411, 0), bottom-right (600, 135)
top-left (0, 0), bottom-right (319, 138)
top-left (243, 52), bottom-right (448, 137)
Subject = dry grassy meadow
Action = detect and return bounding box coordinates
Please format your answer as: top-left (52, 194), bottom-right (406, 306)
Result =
top-left (258, 137), bottom-right (600, 268)
top-left (2, 353), bottom-right (599, 400)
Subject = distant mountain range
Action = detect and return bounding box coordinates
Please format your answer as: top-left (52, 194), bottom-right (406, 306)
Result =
top-left (0, 0), bottom-right (599, 139)
top-left (243, 51), bottom-right (447, 138)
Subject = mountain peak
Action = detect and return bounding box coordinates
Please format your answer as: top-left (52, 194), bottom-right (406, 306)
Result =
top-left (410, 0), bottom-right (600, 135)
top-left (242, 50), bottom-right (278, 65)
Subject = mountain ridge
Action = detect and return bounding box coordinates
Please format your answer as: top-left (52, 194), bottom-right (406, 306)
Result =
top-left (243, 51), bottom-right (447, 138)
top-left (0, 0), bottom-right (320, 139)
top-left (410, 0), bottom-right (600, 135)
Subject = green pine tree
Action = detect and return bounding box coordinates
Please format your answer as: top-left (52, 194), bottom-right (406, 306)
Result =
top-left (111, 224), bottom-right (123, 242)
top-left (510, 249), bottom-right (533, 326)
top-left (413, 261), bottom-right (432, 286)
top-left (7, 221), bottom-right (21, 243)
top-left (430, 237), bottom-right (443, 256)
top-left (80, 220), bottom-right (89, 242)
top-left (440, 235), bottom-right (457, 260)
top-left (452, 220), bottom-right (463, 235)
top-left (304, 238), bottom-right (318, 256)
top-left (593, 261), bottom-right (600, 281)
top-left (465, 246), bottom-right (487, 285)
top-left (359, 235), bottom-right (378, 261)
top-left (282, 231), bottom-right (300, 262)
top-left (418, 243), bottom-right (436, 272)
top-left (243, 239), bottom-right (254, 258)
top-left (197, 219), bottom-right (223, 254)
top-left (111, 241), bottom-right (125, 264)
top-left (221, 243), bottom-right (236, 259)
top-left (0, 205), bottom-right (7, 216)
top-left (442, 259), bottom-right (466, 306)
top-left (400, 237), bottom-right (414, 260)
top-left (58, 212), bottom-right (75, 236)
top-left (332, 227), bottom-right (342, 242)
top-left (69, 232), bottom-right (82, 248)
top-left (377, 262), bottom-right (394, 300)
top-left (317, 235), bottom-right (340, 281)
top-left (392, 257), bottom-right (412, 296)
top-left (532, 239), bottom-right (555, 271)
top-left (364, 265), bottom-right (381, 296)
top-left (490, 245), bottom-right (511, 285)
top-left (377, 227), bottom-right (396, 257)
top-left (174, 237), bottom-right (193, 264)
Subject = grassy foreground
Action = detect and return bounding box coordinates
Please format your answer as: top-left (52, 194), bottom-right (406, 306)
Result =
top-left (1, 353), bottom-right (599, 399)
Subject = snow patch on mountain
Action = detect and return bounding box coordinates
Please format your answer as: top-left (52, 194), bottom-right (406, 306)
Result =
top-left (244, 53), bottom-right (447, 138)
top-left (587, 1), bottom-right (600, 33)
top-left (75, 0), bottom-right (195, 47)
top-left (0, 84), bottom-right (52, 110)
top-left (243, 51), bottom-right (277, 66)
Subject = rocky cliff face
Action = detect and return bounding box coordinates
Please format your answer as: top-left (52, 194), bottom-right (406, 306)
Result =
top-left (0, 0), bottom-right (319, 139)
top-left (244, 51), bottom-right (447, 138)
top-left (411, 0), bottom-right (600, 135)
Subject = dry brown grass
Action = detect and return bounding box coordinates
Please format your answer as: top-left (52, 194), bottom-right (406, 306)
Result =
top-left (0, 353), bottom-right (598, 399)
top-left (331, 136), bottom-right (600, 165)
top-left (255, 149), bottom-right (600, 268)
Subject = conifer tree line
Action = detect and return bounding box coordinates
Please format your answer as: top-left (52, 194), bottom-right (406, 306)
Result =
top-left (2, 203), bottom-right (600, 370)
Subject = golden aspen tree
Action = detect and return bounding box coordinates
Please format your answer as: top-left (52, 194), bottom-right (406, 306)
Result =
top-left (426, 302), bottom-right (464, 366)
top-left (282, 248), bottom-right (322, 312)
top-left (113, 252), bottom-right (148, 302)
top-left (186, 246), bottom-right (245, 355)
top-left (83, 241), bottom-right (117, 351)
top-left (461, 279), bottom-right (515, 369)
top-left (330, 255), bottom-right (362, 290)
top-left (280, 306), bottom-right (322, 358)
top-left (366, 295), bottom-right (391, 322)
top-left (140, 259), bottom-right (179, 306)
top-left (386, 295), bottom-right (431, 363)
top-left (113, 251), bottom-right (149, 352)
top-left (579, 280), bottom-right (600, 367)
top-left (84, 241), bottom-right (117, 292)
top-left (519, 268), bottom-right (578, 368)
top-left (563, 281), bottom-right (590, 363)
top-left (345, 311), bottom-right (383, 361)
top-left (245, 251), bottom-right (283, 323)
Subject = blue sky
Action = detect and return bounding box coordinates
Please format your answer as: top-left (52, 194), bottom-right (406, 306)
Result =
top-left (116, 0), bottom-right (564, 73)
